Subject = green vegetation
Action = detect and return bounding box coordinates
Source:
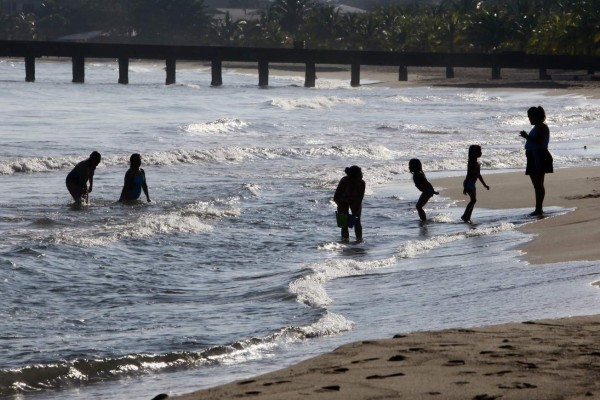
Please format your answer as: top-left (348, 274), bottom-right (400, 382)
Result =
top-left (1, 0), bottom-right (599, 55)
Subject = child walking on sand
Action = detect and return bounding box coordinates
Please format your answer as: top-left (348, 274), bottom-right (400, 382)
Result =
top-left (409, 159), bottom-right (439, 221)
top-left (461, 145), bottom-right (489, 223)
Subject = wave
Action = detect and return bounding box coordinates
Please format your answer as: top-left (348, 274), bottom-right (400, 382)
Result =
top-left (183, 118), bottom-right (248, 136)
top-left (55, 200), bottom-right (242, 247)
top-left (293, 221), bottom-right (518, 312)
top-left (389, 90), bottom-right (502, 105)
top-left (0, 313), bottom-right (351, 396)
top-left (269, 96), bottom-right (363, 110)
top-left (7, 199), bottom-right (240, 247)
top-left (0, 144), bottom-right (400, 175)
top-left (268, 74), bottom-right (356, 90)
top-left (289, 257), bottom-right (397, 308)
top-left (397, 222), bottom-right (516, 258)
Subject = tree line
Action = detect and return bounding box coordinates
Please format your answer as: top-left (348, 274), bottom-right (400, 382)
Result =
top-left (1, 0), bottom-right (599, 55)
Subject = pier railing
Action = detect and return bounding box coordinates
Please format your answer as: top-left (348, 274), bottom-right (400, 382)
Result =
top-left (1, 40), bottom-right (599, 87)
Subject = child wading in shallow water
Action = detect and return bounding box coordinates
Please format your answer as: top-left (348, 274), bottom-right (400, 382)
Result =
top-left (119, 153), bottom-right (151, 203)
top-left (409, 159), bottom-right (439, 221)
top-left (66, 151), bottom-right (101, 207)
top-left (334, 165), bottom-right (365, 242)
top-left (461, 145), bottom-right (489, 223)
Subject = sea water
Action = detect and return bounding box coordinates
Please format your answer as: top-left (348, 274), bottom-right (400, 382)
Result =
top-left (1, 59), bottom-right (600, 399)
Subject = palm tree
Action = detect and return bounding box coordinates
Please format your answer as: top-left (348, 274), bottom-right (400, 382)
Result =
top-left (465, 3), bottom-right (511, 52)
top-left (269, 0), bottom-right (313, 37)
top-left (210, 12), bottom-right (245, 45)
top-left (297, 5), bottom-right (339, 48)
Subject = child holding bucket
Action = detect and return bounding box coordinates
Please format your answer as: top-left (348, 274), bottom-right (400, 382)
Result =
top-left (334, 165), bottom-right (365, 242)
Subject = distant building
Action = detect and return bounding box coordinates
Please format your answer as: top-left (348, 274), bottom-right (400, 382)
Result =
top-left (332, 4), bottom-right (366, 14)
top-left (0, 0), bottom-right (42, 13)
top-left (210, 8), bottom-right (264, 22)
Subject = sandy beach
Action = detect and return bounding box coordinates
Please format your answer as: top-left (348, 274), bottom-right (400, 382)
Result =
top-left (164, 68), bottom-right (600, 400)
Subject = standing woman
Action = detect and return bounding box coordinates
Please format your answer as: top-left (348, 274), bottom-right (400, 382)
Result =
top-left (520, 106), bottom-right (553, 216)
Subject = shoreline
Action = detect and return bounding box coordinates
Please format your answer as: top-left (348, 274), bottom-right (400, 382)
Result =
top-left (173, 314), bottom-right (600, 400)
top-left (168, 166), bottom-right (600, 400)
top-left (431, 166), bottom-right (600, 264)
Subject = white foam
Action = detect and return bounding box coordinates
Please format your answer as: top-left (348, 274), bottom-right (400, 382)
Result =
top-left (269, 96), bottom-right (363, 110)
top-left (397, 222), bottom-right (516, 258)
top-left (299, 311), bottom-right (354, 337)
top-left (49, 212), bottom-right (213, 247)
top-left (42, 199), bottom-right (240, 247)
top-left (184, 118), bottom-right (248, 136)
top-left (289, 257), bottom-right (397, 308)
top-left (244, 184), bottom-right (261, 197)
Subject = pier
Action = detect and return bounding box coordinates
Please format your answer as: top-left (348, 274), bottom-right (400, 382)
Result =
top-left (1, 40), bottom-right (599, 87)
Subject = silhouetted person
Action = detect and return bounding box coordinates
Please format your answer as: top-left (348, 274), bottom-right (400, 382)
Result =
top-left (461, 145), bottom-right (489, 223)
top-left (119, 153), bottom-right (151, 203)
top-left (520, 106), bottom-right (553, 216)
top-left (66, 151), bottom-right (101, 206)
top-left (334, 165), bottom-right (365, 241)
top-left (409, 158), bottom-right (439, 221)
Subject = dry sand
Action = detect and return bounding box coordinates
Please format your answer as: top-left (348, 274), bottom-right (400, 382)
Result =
top-left (164, 69), bottom-right (600, 400)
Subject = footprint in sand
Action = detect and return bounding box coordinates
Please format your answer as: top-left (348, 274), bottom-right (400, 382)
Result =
top-left (445, 359), bottom-right (466, 366)
top-left (498, 382), bottom-right (537, 389)
top-left (316, 385), bottom-right (340, 392)
top-left (351, 357), bottom-right (379, 364)
top-left (388, 355), bottom-right (407, 361)
top-left (366, 372), bottom-right (405, 380)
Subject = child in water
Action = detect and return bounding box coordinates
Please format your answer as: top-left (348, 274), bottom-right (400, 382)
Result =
top-left (461, 145), bottom-right (489, 223)
top-left (409, 158), bottom-right (439, 221)
top-left (334, 165), bottom-right (365, 242)
top-left (119, 153), bottom-right (151, 203)
top-left (66, 151), bottom-right (101, 206)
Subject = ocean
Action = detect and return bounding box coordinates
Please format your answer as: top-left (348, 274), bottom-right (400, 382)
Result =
top-left (1, 59), bottom-right (600, 400)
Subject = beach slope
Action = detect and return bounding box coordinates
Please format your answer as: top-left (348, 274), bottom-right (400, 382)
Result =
top-left (174, 315), bottom-right (600, 400)
top-left (432, 166), bottom-right (600, 264)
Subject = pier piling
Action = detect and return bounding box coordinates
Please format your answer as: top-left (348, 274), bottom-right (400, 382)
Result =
top-left (72, 56), bottom-right (85, 83)
top-left (25, 56), bottom-right (35, 82)
top-left (2, 40), bottom-right (600, 88)
top-left (118, 57), bottom-right (129, 84)
top-left (258, 60), bottom-right (269, 87)
top-left (304, 62), bottom-right (316, 88)
top-left (398, 66), bottom-right (408, 81)
top-left (351, 63), bottom-right (360, 87)
top-left (165, 58), bottom-right (176, 85)
top-left (492, 66), bottom-right (502, 80)
top-left (211, 60), bottom-right (222, 86)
